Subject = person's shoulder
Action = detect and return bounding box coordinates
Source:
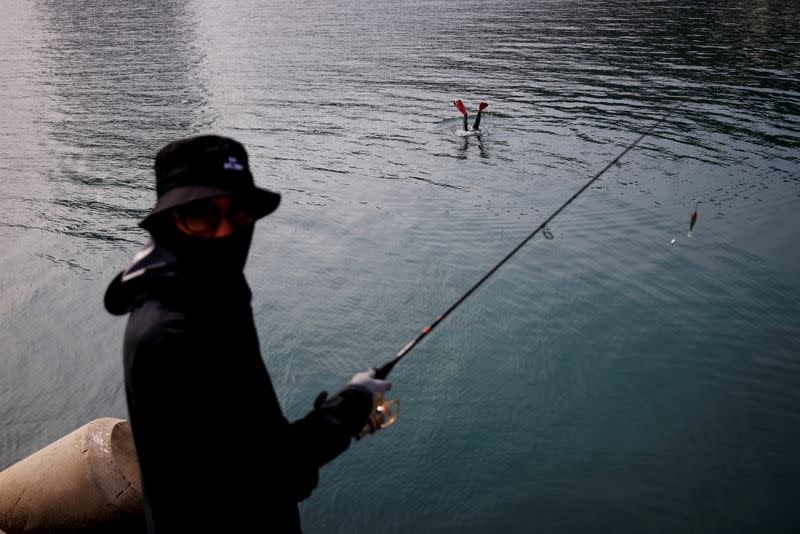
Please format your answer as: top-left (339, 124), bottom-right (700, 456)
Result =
top-left (129, 296), bottom-right (183, 320)
top-left (123, 300), bottom-right (199, 376)
top-left (125, 298), bottom-right (188, 346)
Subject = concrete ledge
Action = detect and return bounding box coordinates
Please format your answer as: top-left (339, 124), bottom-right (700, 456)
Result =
top-left (0, 418), bottom-right (144, 533)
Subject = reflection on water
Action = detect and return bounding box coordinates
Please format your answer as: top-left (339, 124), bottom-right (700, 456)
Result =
top-left (27, 0), bottom-right (213, 247)
top-left (1, 0), bottom-right (799, 532)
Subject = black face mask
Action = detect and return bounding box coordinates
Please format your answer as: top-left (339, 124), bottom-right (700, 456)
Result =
top-left (155, 224), bottom-right (255, 277)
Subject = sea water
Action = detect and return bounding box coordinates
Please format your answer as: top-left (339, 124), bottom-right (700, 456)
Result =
top-left (1, 1), bottom-right (799, 532)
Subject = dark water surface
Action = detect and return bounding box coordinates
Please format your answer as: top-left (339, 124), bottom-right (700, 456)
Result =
top-left (1, 0), bottom-right (799, 532)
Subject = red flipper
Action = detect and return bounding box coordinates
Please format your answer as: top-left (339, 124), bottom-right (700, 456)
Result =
top-left (478, 102), bottom-right (489, 111)
top-left (454, 99), bottom-right (468, 116)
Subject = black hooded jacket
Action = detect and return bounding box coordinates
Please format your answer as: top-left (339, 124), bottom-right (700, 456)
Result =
top-left (105, 241), bottom-right (372, 533)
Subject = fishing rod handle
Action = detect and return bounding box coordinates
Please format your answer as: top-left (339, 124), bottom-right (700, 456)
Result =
top-left (374, 362), bottom-right (394, 380)
top-left (374, 327), bottom-right (430, 379)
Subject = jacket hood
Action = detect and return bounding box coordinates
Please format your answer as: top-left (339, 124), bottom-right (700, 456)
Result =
top-left (104, 240), bottom-right (254, 316)
top-left (104, 241), bottom-right (180, 315)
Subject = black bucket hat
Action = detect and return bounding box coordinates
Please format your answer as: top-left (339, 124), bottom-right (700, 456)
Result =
top-left (139, 135), bottom-right (281, 232)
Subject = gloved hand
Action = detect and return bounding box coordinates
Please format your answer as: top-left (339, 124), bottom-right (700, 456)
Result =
top-left (347, 368), bottom-right (392, 401)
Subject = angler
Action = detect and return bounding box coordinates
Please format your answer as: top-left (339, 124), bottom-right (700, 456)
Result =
top-left (104, 135), bottom-right (390, 534)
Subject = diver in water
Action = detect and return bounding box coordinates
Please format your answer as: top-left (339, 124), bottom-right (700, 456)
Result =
top-left (453, 100), bottom-right (489, 132)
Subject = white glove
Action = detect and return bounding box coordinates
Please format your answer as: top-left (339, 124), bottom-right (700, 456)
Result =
top-left (347, 368), bottom-right (392, 400)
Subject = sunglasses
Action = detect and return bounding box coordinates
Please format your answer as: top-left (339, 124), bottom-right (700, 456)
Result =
top-left (173, 199), bottom-right (255, 236)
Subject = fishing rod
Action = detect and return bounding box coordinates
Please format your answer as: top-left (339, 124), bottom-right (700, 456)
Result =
top-left (358, 105), bottom-right (682, 438)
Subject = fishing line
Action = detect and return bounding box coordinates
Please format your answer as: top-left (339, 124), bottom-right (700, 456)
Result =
top-left (374, 104), bottom-right (682, 381)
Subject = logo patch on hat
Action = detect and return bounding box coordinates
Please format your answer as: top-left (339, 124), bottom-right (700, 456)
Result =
top-left (223, 156), bottom-right (244, 171)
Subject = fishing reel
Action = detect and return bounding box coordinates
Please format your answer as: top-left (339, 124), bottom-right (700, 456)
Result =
top-left (357, 392), bottom-right (399, 440)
